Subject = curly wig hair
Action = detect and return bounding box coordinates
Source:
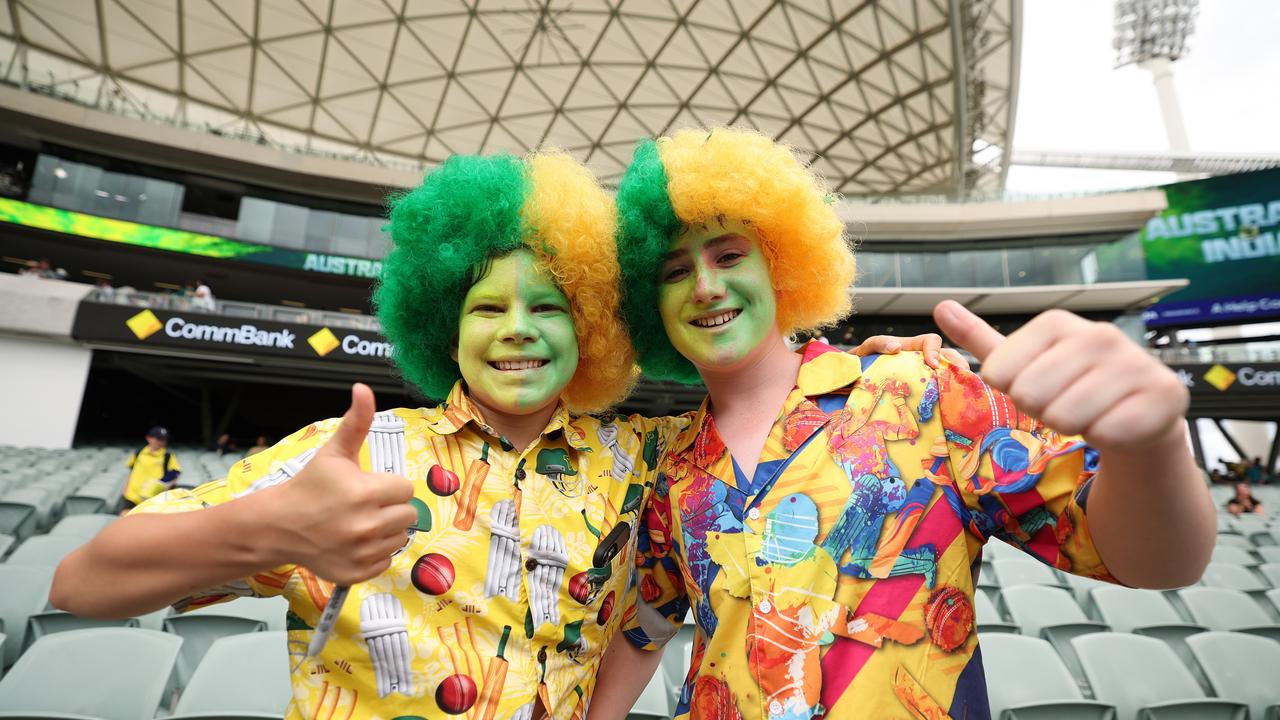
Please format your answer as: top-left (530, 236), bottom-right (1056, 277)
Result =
top-left (614, 127), bottom-right (856, 383)
top-left (375, 150), bottom-right (635, 412)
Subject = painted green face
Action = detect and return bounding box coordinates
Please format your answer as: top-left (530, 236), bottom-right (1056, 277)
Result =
top-left (456, 249), bottom-right (579, 416)
top-left (657, 220), bottom-right (778, 370)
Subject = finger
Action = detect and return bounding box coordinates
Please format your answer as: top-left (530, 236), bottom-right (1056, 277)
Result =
top-left (933, 300), bottom-right (1005, 363)
top-left (918, 333), bottom-right (942, 368)
top-left (366, 473), bottom-right (416, 506)
top-left (1036, 365), bottom-right (1140, 438)
top-left (851, 335), bottom-right (901, 356)
top-left (983, 311), bottom-right (1090, 390)
top-left (939, 348), bottom-right (970, 371)
top-left (1004, 338), bottom-right (1102, 418)
top-left (322, 383), bottom-right (376, 461)
top-left (375, 504), bottom-right (419, 538)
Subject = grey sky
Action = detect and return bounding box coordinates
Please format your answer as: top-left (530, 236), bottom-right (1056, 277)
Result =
top-left (1006, 0), bottom-right (1280, 194)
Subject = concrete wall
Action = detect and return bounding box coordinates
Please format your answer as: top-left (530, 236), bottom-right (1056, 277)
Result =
top-left (0, 333), bottom-right (93, 449)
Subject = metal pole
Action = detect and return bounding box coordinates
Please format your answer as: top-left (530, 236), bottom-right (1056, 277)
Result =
top-left (1186, 417), bottom-right (1205, 469)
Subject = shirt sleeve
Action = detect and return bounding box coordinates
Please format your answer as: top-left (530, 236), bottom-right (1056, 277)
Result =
top-left (619, 417), bottom-right (693, 651)
top-left (931, 361), bottom-right (1117, 582)
top-left (127, 417), bottom-right (344, 610)
top-left (167, 453), bottom-right (182, 473)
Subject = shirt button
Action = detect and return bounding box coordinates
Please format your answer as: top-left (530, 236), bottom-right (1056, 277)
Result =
top-left (525, 558), bottom-right (538, 571)
top-left (515, 468), bottom-right (527, 480)
top-left (758, 599), bottom-right (772, 614)
top-left (537, 648), bottom-right (548, 663)
top-left (769, 700), bottom-right (784, 717)
top-left (747, 508), bottom-right (761, 521)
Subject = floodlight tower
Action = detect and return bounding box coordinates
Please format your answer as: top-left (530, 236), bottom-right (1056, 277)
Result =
top-left (1114, 0), bottom-right (1198, 160)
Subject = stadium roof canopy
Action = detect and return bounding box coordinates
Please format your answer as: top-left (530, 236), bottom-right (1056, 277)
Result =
top-left (0, 0), bottom-right (1020, 196)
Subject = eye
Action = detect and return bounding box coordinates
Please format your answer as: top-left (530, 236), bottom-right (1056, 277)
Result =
top-left (532, 303), bottom-right (566, 314)
top-left (662, 265), bottom-right (690, 283)
top-left (717, 251), bottom-right (745, 266)
top-left (471, 304), bottom-right (503, 314)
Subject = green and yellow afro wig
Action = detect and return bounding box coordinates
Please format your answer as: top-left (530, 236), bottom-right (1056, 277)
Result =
top-left (375, 150), bottom-right (635, 413)
top-left (614, 127), bottom-right (856, 383)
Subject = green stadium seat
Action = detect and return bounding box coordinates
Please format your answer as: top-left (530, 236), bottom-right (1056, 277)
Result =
top-left (0, 565), bottom-right (54, 668)
top-left (169, 631), bottom-right (291, 719)
top-left (24, 611), bottom-right (139, 650)
top-left (0, 628), bottom-right (182, 720)
top-left (1073, 633), bottom-right (1248, 720)
top-left (1198, 563), bottom-right (1270, 596)
top-left (164, 612), bottom-right (268, 690)
top-left (1215, 533), bottom-right (1254, 550)
top-left (1186, 632), bottom-right (1280, 720)
top-left (0, 536), bottom-right (13, 560)
top-left (4, 535), bottom-right (85, 568)
top-left (47, 514), bottom-right (116, 539)
top-left (992, 558), bottom-right (1066, 589)
top-left (1210, 546), bottom-right (1260, 566)
top-left (188, 596), bottom-right (289, 632)
top-left (1001, 586), bottom-right (1107, 690)
top-left (1086, 586), bottom-right (1207, 670)
top-left (627, 663), bottom-right (672, 720)
top-left (0, 503), bottom-right (37, 543)
top-left (1178, 587), bottom-right (1280, 642)
top-left (1257, 547), bottom-right (1280, 562)
top-left (981, 634), bottom-right (1115, 719)
top-left (975, 590), bottom-right (1018, 634)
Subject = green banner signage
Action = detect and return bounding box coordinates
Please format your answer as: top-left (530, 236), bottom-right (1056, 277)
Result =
top-left (1142, 168), bottom-right (1280, 327)
top-left (0, 197), bottom-right (383, 280)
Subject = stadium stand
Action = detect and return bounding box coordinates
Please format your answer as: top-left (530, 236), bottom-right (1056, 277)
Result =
top-left (168, 632), bottom-right (292, 720)
top-left (1186, 632), bottom-right (1280, 720)
top-left (981, 634), bottom-right (1116, 719)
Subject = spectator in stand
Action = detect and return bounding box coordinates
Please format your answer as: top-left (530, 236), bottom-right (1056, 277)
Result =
top-left (245, 435), bottom-right (271, 457)
top-left (94, 278), bottom-right (115, 302)
top-left (20, 258), bottom-right (66, 279)
top-left (192, 278), bottom-right (216, 313)
top-left (1244, 457), bottom-right (1265, 485)
top-left (121, 426), bottom-right (182, 512)
top-left (1226, 482), bottom-right (1265, 517)
top-left (212, 433), bottom-right (237, 456)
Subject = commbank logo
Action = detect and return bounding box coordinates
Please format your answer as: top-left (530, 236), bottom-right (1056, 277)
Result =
top-left (1203, 364), bottom-right (1237, 391)
top-left (308, 328), bottom-right (340, 357)
top-left (126, 309), bottom-right (163, 340)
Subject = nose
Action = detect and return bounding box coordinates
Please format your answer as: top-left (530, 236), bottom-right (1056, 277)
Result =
top-left (499, 305), bottom-right (538, 343)
top-left (690, 264), bottom-right (726, 306)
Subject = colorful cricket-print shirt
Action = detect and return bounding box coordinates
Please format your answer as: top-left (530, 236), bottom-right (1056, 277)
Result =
top-left (624, 341), bottom-right (1117, 720)
top-left (131, 381), bottom-right (686, 720)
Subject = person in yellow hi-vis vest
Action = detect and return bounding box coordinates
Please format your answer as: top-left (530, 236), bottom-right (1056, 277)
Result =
top-left (122, 426), bottom-right (181, 511)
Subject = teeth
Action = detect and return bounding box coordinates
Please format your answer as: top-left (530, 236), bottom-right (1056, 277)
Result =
top-left (493, 360), bottom-right (547, 371)
top-left (693, 310), bottom-right (740, 328)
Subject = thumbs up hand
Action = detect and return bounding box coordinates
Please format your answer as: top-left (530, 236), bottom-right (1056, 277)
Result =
top-left (269, 383), bottom-right (418, 584)
top-left (932, 300), bottom-right (1189, 454)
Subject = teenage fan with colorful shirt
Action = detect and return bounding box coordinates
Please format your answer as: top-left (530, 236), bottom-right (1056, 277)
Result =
top-left (588, 127), bottom-right (1215, 720)
top-left (50, 148), bottom-right (943, 720)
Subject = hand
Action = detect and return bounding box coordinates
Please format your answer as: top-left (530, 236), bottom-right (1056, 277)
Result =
top-left (933, 300), bottom-right (1189, 453)
top-left (269, 383), bottom-right (417, 584)
top-left (852, 333), bottom-right (970, 370)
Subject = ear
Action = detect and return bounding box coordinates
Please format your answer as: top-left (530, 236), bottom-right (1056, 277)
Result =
top-left (450, 339), bottom-right (458, 364)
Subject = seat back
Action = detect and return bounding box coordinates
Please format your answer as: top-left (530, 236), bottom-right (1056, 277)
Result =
top-left (4, 534), bottom-right (85, 568)
top-left (172, 631), bottom-right (291, 717)
top-left (47, 514), bottom-right (117, 539)
top-left (1089, 587), bottom-right (1186, 633)
top-left (981, 634), bottom-right (1102, 720)
top-left (1187, 631), bottom-right (1280, 720)
top-left (0, 628), bottom-right (181, 720)
top-left (187, 595), bottom-right (290, 632)
top-left (1210, 546), bottom-right (1260, 566)
top-left (1073, 633), bottom-right (1205, 720)
top-left (0, 503), bottom-right (36, 542)
top-left (1002, 586), bottom-right (1088, 638)
top-left (25, 611), bottom-right (140, 649)
top-left (992, 558), bottom-right (1064, 589)
top-left (1179, 587), bottom-right (1272, 631)
top-left (0, 565), bottom-right (54, 668)
top-left (163, 613), bottom-right (268, 689)
top-left (1199, 563), bottom-right (1268, 592)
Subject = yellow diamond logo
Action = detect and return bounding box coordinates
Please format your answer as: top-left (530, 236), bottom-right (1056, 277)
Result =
top-left (1203, 364), bottom-right (1237, 391)
top-left (126, 309), bottom-right (163, 340)
top-left (308, 328), bottom-right (340, 357)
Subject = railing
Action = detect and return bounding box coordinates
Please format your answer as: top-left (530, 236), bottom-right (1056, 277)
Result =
top-left (1149, 342), bottom-right (1280, 366)
top-left (88, 289), bottom-right (382, 332)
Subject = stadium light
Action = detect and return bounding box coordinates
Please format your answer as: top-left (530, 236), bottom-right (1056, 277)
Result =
top-left (1113, 0), bottom-right (1198, 164)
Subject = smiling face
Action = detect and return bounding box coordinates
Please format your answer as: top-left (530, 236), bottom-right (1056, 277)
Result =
top-left (657, 220), bottom-right (779, 371)
top-left (456, 249), bottom-right (579, 417)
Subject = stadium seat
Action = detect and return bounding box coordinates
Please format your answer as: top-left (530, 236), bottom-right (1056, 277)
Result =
top-left (47, 513), bottom-right (116, 539)
top-left (991, 558), bottom-right (1065, 589)
top-left (0, 628), bottom-right (182, 720)
top-left (980, 634), bottom-right (1115, 719)
top-left (1215, 533), bottom-right (1254, 550)
top-left (1086, 585), bottom-right (1207, 669)
top-left (659, 621), bottom-right (695, 704)
top-left (983, 540), bottom-right (1023, 561)
top-left (2, 487), bottom-right (59, 533)
top-left (975, 590), bottom-right (1018, 633)
top-left (1178, 587), bottom-right (1280, 641)
top-left (164, 613), bottom-right (268, 690)
top-left (1073, 633), bottom-right (1248, 720)
top-left (0, 503), bottom-right (37, 543)
top-left (1059, 572), bottom-right (1110, 608)
top-left (0, 565), bottom-right (54, 668)
top-left (24, 611), bottom-right (139, 650)
top-left (169, 631), bottom-right (291, 719)
top-left (189, 596), bottom-right (290, 632)
top-left (1001, 586), bottom-right (1107, 689)
top-left (1268, 589), bottom-right (1280, 617)
top-left (3, 534), bottom-right (85, 568)
top-left (1186, 632), bottom-right (1280, 720)
top-left (1198, 562), bottom-right (1270, 592)
top-left (1258, 547), bottom-right (1280, 563)
top-left (1210, 546), bottom-right (1260, 566)
top-left (1258, 563), bottom-right (1280, 588)
top-left (0, 535), bottom-right (13, 560)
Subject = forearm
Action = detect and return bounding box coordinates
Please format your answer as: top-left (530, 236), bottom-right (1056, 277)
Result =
top-left (1086, 427), bottom-right (1216, 588)
top-left (587, 636), bottom-right (664, 720)
top-left (51, 489), bottom-right (286, 618)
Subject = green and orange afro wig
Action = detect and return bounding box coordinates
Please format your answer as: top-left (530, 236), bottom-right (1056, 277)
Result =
top-left (375, 150), bottom-right (636, 413)
top-left (615, 127), bottom-right (856, 383)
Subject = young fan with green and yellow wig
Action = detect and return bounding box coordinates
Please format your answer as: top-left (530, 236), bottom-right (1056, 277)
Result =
top-left (54, 150), bottom-right (693, 720)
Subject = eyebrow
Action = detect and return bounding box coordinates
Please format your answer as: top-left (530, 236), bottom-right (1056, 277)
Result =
top-left (662, 233), bottom-right (746, 261)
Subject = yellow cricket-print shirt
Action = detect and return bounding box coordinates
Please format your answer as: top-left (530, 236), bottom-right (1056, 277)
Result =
top-left (624, 342), bottom-right (1117, 720)
top-left (132, 382), bottom-right (687, 720)
top-left (124, 446), bottom-right (182, 504)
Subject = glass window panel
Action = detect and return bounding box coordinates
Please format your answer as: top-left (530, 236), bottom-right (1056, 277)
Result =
top-left (236, 197), bottom-right (277, 245)
top-left (272, 203), bottom-right (308, 249)
top-left (857, 252), bottom-right (897, 287)
top-left (305, 210), bottom-right (337, 253)
top-left (898, 252), bottom-right (925, 286)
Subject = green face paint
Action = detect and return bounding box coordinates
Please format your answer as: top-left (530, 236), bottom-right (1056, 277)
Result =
top-left (456, 249), bottom-right (579, 416)
top-left (657, 221), bottom-right (778, 370)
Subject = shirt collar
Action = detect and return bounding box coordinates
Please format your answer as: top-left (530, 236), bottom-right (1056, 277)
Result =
top-left (425, 381), bottom-right (591, 451)
top-left (669, 340), bottom-right (863, 457)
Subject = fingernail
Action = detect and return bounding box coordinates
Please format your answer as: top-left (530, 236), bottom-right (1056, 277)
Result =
top-left (937, 301), bottom-right (959, 324)
top-left (928, 350), bottom-right (939, 364)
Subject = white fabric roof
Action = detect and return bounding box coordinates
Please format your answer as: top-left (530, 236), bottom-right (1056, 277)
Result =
top-left (0, 0), bottom-right (1020, 195)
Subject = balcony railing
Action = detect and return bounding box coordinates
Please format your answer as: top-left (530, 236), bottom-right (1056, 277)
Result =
top-left (88, 289), bottom-right (381, 332)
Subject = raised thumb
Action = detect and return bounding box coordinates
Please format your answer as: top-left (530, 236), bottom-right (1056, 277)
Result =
top-left (322, 383), bottom-right (376, 461)
top-left (933, 300), bottom-right (1005, 363)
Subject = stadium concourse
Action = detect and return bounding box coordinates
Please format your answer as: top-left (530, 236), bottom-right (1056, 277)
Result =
top-left (2, 0), bottom-right (1280, 717)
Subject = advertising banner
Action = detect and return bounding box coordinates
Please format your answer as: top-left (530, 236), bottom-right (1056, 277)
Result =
top-left (1142, 168), bottom-right (1280, 327)
top-left (71, 301), bottom-right (394, 366)
top-left (0, 198), bottom-right (383, 279)
top-left (1171, 362), bottom-right (1280, 396)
